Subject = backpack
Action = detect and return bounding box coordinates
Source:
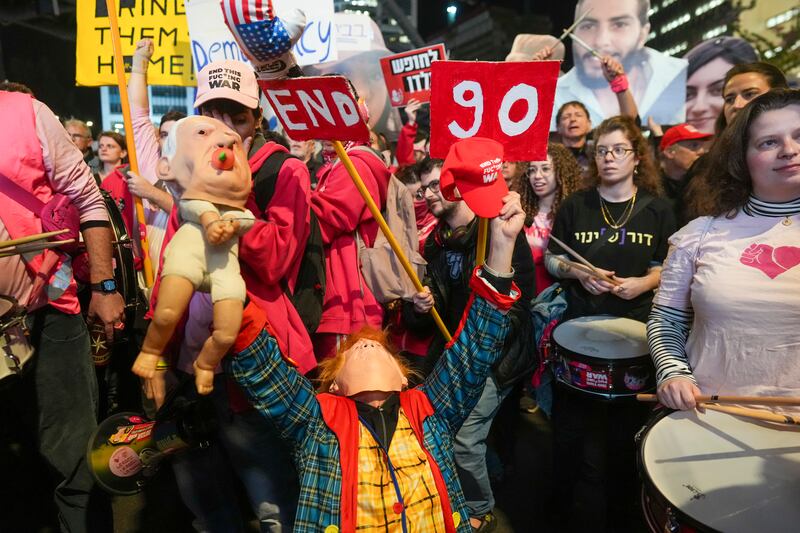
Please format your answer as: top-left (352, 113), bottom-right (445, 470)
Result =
top-left (253, 150), bottom-right (326, 335)
top-left (354, 151), bottom-right (426, 303)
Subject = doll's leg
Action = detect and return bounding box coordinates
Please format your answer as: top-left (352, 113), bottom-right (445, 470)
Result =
top-left (132, 275), bottom-right (194, 379)
top-left (193, 298), bottom-right (244, 395)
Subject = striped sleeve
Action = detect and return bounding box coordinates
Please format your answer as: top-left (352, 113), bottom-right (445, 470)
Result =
top-left (647, 303), bottom-right (697, 385)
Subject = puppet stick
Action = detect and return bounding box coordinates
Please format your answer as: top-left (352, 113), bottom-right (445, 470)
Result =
top-left (105, 0), bottom-right (154, 288)
top-left (703, 404), bottom-right (800, 426)
top-left (556, 8), bottom-right (593, 43)
top-left (331, 140), bottom-right (452, 342)
top-left (548, 234), bottom-right (620, 286)
top-left (0, 229), bottom-right (69, 250)
top-left (476, 218), bottom-right (488, 267)
top-left (567, 31), bottom-right (603, 59)
top-left (637, 393), bottom-right (800, 407)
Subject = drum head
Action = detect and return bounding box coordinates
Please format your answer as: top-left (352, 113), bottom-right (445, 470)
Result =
top-left (642, 409), bottom-right (800, 532)
top-left (0, 296), bottom-right (14, 317)
top-left (553, 315), bottom-right (648, 360)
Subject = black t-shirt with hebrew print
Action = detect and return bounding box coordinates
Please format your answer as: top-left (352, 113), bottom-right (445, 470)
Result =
top-left (548, 188), bottom-right (676, 322)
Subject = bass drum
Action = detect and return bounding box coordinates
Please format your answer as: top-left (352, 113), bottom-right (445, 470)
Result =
top-left (637, 408), bottom-right (800, 533)
top-left (103, 189), bottom-right (138, 313)
top-left (75, 190), bottom-right (139, 313)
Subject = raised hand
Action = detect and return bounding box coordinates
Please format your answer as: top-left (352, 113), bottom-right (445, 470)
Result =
top-left (132, 39), bottom-right (154, 74)
top-left (601, 55), bottom-right (625, 82)
top-left (405, 98), bottom-right (423, 125)
top-left (486, 192), bottom-right (525, 274)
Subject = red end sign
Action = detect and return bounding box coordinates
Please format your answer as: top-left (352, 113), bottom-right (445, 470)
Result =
top-left (259, 76), bottom-right (370, 143)
top-left (429, 61), bottom-right (560, 161)
top-left (380, 44), bottom-right (447, 108)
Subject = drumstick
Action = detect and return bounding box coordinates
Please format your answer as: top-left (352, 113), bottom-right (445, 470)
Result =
top-left (0, 229), bottom-right (70, 250)
top-left (637, 393), bottom-right (800, 407)
top-left (567, 31), bottom-right (603, 59)
top-left (0, 239), bottom-right (75, 258)
top-left (549, 234), bottom-right (620, 285)
top-left (557, 8), bottom-right (593, 43)
top-left (553, 256), bottom-right (622, 286)
top-left (704, 404), bottom-right (800, 426)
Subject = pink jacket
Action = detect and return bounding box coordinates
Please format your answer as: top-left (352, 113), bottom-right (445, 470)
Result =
top-left (0, 91), bottom-right (107, 313)
top-left (311, 148), bottom-right (390, 335)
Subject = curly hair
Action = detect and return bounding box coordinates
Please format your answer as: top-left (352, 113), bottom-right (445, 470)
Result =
top-left (518, 143), bottom-right (584, 227)
top-left (689, 89), bottom-right (800, 218)
top-left (315, 327), bottom-right (419, 394)
top-left (586, 116), bottom-right (663, 197)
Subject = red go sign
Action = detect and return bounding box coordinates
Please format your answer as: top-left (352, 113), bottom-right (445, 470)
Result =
top-left (259, 76), bottom-right (370, 143)
top-left (429, 61), bottom-right (560, 161)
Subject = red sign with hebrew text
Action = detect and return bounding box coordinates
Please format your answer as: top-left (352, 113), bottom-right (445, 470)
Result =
top-left (259, 76), bottom-right (370, 142)
top-left (429, 61), bottom-right (560, 161)
top-left (380, 44), bottom-right (447, 107)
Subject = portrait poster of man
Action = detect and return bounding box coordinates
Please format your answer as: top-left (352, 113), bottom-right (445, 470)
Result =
top-left (551, 0), bottom-right (688, 129)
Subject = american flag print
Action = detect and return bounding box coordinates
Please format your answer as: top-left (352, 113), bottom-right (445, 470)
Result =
top-left (221, 0), bottom-right (294, 62)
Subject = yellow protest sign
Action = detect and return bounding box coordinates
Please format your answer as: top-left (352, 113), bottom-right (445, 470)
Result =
top-left (76, 0), bottom-right (194, 86)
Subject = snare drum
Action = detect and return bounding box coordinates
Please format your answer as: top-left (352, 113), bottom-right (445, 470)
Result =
top-left (0, 295), bottom-right (33, 380)
top-left (552, 315), bottom-right (654, 400)
top-left (638, 408), bottom-right (800, 532)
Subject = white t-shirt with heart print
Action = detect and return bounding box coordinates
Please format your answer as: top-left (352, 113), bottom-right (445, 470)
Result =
top-left (655, 212), bottom-right (800, 402)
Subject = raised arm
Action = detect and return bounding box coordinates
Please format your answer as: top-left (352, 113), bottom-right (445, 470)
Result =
top-left (422, 193), bottom-right (524, 431)
top-left (602, 56), bottom-right (639, 120)
top-left (225, 320), bottom-right (321, 448)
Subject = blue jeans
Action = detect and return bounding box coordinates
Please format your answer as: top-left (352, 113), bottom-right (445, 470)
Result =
top-left (171, 374), bottom-right (298, 532)
top-left (1, 307), bottom-right (101, 533)
top-left (454, 374), bottom-right (511, 517)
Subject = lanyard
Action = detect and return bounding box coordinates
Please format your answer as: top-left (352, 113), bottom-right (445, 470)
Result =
top-left (358, 415), bottom-right (408, 533)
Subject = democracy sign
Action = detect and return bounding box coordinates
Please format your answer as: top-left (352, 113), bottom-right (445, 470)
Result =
top-left (429, 61), bottom-right (560, 161)
top-left (379, 44), bottom-right (446, 107)
top-left (75, 0), bottom-right (193, 86)
top-left (260, 76), bottom-right (370, 143)
top-left (185, 0), bottom-right (336, 75)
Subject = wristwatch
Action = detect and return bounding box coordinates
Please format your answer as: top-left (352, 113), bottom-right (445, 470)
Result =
top-left (91, 279), bottom-right (118, 294)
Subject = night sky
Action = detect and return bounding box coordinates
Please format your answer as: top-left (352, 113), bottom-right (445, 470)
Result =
top-left (0, 1), bottom-right (577, 126)
top-left (418, 0), bottom-right (577, 41)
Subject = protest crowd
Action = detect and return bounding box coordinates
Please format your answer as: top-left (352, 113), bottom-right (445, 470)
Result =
top-left (1, 0), bottom-right (799, 532)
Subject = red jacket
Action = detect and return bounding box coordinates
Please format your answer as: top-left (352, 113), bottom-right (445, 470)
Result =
top-left (311, 149), bottom-right (390, 335)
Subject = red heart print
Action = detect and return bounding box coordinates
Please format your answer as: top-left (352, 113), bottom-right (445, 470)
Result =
top-left (739, 243), bottom-right (800, 279)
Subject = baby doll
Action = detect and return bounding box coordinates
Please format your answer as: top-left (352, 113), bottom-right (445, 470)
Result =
top-left (132, 116), bottom-right (254, 394)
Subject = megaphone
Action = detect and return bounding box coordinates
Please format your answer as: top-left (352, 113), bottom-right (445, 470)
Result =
top-left (87, 383), bottom-right (217, 495)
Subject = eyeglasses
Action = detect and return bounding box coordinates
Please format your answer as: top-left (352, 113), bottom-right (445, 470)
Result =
top-left (526, 165), bottom-right (553, 177)
top-left (595, 146), bottom-right (635, 160)
top-left (416, 179), bottom-right (440, 200)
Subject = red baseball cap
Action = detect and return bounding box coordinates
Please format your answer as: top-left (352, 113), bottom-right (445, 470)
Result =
top-left (659, 123), bottom-right (712, 151)
top-left (440, 137), bottom-right (507, 218)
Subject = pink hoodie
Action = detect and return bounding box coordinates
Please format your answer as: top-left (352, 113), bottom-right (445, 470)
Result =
top-left (311, 148), bottom-right (391, 335)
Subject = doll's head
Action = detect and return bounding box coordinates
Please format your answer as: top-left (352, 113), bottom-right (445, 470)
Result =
top-left (158, 115), bottom-right (252, 208)
top-left (317, 328), bottom-right (413, 397)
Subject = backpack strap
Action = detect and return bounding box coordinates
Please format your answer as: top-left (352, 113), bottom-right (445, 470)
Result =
top-left (252, 149), bottom-right (299, 214)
